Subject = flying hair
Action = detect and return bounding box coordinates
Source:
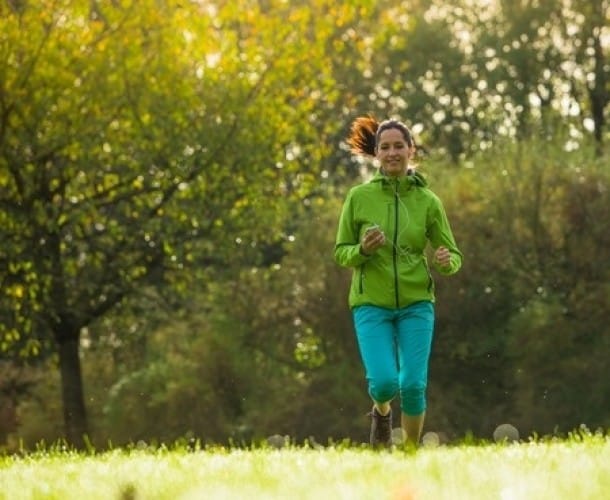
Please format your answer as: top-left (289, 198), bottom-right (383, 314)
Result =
top-left (346, 115), bottom-right (378, 157)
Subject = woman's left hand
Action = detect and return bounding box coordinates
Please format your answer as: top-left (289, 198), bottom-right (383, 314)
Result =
top-left (434, 246), bottom-right (451, 267)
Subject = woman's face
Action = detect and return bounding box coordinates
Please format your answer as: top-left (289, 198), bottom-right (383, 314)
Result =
top-left (376, 128), bottom-right (413, 177)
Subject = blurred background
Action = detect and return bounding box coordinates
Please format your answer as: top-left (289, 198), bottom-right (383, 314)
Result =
top-left (1, 0), bottom-right (608, 450)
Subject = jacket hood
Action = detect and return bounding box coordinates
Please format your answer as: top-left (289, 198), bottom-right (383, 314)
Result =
top-left (370, 169), bottom-right (428, 189)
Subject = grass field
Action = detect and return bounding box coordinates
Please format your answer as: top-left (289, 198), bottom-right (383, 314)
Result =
top-left (1, 433), bottom-right (609, 500)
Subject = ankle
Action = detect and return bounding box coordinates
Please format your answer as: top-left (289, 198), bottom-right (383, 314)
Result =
top-left (374, 405), bottom-right (391, 417)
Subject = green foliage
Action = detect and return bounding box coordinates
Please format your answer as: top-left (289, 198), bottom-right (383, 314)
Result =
top-left (0, 0), bottom-right (349, 352)
top-left (79, 197), bottom-right (370, 446)
top-left (427, 136), bottom-right (610, 437)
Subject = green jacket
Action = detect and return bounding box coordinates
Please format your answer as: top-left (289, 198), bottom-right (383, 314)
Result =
top-left (334, 170), bottom-right (462, 309)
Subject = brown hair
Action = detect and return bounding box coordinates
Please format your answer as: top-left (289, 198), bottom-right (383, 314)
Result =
top-left (346, 116), bottom-right (414, 157)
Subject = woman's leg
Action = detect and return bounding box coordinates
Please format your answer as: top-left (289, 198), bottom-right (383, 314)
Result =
top-left (352, 305), bottom-right (399, 445)
top-left (395, 301), bottom-right (435, 447)
top-left (401, 412), bottom-right (425, 448)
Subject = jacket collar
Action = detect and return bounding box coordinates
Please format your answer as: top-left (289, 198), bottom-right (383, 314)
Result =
top-left (370, 169), bottom-right (427, 193)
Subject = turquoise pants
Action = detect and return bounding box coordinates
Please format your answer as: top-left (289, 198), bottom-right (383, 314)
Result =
top-left (352, 301), bottom-right (435, 416)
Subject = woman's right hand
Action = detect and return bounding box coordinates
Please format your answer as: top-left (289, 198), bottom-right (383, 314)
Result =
top-left (361, 226), bottom-right (386, 255)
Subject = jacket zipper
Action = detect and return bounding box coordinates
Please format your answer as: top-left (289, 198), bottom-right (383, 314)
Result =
top-left (392, 182), bottom-right (400, 308)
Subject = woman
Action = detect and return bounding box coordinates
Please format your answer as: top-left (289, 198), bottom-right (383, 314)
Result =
top-left (334, 116), bottom-right (462, 448)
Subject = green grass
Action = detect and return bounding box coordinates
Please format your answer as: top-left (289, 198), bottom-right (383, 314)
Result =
top-left (1, 434), bottom-right (609, 500)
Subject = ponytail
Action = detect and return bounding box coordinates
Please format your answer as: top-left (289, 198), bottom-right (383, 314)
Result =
top-left (346, 115), bottom-right (378, 157)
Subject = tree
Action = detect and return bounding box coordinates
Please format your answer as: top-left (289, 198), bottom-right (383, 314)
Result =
top-left (556, 0), bottom-right (609, 154)
top-left (0, 0), bottom-right (339, 447)
top-left (348, 0), bottom-right (608, 160)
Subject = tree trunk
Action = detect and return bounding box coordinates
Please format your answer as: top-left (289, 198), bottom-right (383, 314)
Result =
top-left (57, 332), bottom-right (88, 449)
top-left (590, 32), bottom-right (606, 156)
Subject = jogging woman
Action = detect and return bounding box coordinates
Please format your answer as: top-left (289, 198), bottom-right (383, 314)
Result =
top-left (334, 116), bottom-right (462, 448)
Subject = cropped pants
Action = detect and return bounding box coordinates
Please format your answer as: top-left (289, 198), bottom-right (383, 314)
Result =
top-left (352, 301), bottom-right (435, 416)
